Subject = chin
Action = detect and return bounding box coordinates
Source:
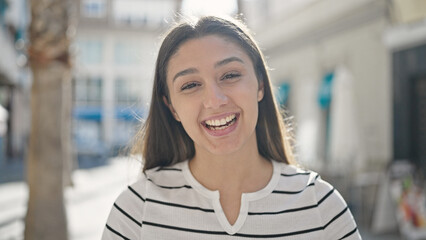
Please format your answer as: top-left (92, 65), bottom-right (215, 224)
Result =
top-left (206, 143), bottom-right (242, 156)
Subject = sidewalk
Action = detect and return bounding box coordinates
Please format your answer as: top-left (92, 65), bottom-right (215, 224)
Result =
top-left (0, 157), bottom-right (141, 240)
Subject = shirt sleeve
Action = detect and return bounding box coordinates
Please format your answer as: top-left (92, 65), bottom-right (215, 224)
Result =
top-left (102, 178), bottom-right (147, 240)
top-left (315, 175), bottom-right (362, 239)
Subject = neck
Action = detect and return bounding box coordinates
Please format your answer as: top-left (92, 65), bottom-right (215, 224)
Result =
top-left (189, 142), bottom-right (272, 193)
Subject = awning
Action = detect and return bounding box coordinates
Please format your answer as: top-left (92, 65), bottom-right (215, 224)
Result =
top-left (276, 82), bottom-right (291, 106)
top-left (318, 72), bottom-right (334, 109)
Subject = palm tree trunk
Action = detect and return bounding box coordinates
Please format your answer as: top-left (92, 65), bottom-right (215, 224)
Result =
top-left (25, 62), bottom-right (70, 240)
top-left (24, 0), bottom-right (75, 239)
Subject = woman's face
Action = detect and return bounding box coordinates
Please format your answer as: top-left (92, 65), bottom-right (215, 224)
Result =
top-left (166, 35), bottom-right (264, 156)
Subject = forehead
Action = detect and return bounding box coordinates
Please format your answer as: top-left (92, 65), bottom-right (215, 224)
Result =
top-left (167, 35), bottom-right (251, 72)
top-left (176, 34), bottom-right (243, 53)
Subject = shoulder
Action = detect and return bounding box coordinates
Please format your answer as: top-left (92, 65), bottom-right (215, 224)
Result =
top-left (144, 161), bottom-right (190, 189)
top-left (102, 161), bottom-right (189, 240)
top-left (274, 162), bottom-right (350, 222)
top-left (111, 160), bottom-right (189, 200)
top-left (274, 162), bottom-right (321, 194)
top-left (117, 177), bottom-right (148, 206)
top-left (145, 161), bottom-right (187, 179)
top-left (102, 177), bottom-right (147, 239)
top-left (276, 162), bottom-right (335, 197)
top-left (276, 163), bottom-right (360, 239)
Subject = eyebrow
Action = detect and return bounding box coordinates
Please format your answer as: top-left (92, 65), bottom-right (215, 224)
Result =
top-left (172, 56), bottom-right (245, 82)
top-left (173, 68), bottom-right (198, 82)
top-left (214, 56), bottom-right (244, 68)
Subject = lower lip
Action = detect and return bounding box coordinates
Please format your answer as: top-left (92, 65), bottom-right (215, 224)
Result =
top-left (202, 114), bottom-right (239, 137)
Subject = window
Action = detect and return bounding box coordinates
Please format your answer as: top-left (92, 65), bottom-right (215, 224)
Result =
top-left (114, 76), bottom-right (144, 146)
top-left (113, 119), bottom-right (138, 146)
top-left (114, 41), bottom-right (141, 65)
top-left (74, 76), bottom-right (103, 106)
top-left (77, 39), bottom-right (103, 65)
top-left (112, 0), bottom-right (174, 27)
top-left (115, 76), bottom-right (140, 106)
top-left (181, 0), bottom-right (237, 16)
top-left (81, 0), bottom-right (106, 18)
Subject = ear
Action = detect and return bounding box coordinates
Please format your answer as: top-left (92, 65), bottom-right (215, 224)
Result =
top-left (163, 96), bottom-right (181, 121)
top-left (257, 80), bottom-right (265, 102)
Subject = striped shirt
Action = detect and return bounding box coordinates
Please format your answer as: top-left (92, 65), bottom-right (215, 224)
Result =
top-left (102, 160), bottom-right (361, 239)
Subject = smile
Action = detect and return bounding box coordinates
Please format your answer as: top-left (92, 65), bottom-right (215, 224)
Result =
top-left (203, 113), bottom-right (238, 131)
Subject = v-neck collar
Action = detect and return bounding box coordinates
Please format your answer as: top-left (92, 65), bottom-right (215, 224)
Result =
top-left (182, 160), bottom-right (281, 235)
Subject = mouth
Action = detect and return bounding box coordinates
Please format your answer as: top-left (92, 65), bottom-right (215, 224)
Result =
top-left (202, 113), bottom-right (239, 131)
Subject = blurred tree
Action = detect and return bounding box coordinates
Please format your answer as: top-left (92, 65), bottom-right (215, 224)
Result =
top-left (24, 0), bottom-right (76, 239)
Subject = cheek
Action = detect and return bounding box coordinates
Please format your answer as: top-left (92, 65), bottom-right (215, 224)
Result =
top-left (234, 84), bottom-right (261, 104)
top-left (173, 100), bottom-right (199, 125)
top-left (239, 87), bottom-right (261, 117)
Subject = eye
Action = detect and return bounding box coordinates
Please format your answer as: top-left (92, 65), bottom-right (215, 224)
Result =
top-left (181, 82), bottom-right (201, 91)
top-left (221, 72), bottom-right (241, 81)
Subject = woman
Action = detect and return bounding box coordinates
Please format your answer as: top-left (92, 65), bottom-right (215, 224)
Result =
top-left (102, 16), bottom-right (361, 239)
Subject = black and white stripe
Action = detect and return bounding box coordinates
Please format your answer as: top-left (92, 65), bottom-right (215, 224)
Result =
top-left (102, 161), bottom-right (361, 239)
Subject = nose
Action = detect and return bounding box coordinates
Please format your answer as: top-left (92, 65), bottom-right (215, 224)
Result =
top-left (203, 83), bottom-right (228, 109)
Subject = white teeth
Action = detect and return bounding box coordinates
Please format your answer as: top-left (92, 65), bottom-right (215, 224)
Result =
top-left (205, 114), bottom-right (236, 127)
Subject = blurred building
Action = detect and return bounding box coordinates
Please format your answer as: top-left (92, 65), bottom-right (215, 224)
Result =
top-left (73, 0), bottom-right (178, 161)
top-left (0, 0), bottom-right (31, 164)
top-left (0, 0), bottom-right (181, 167)
top-left (242, 0), bottom-right (426, 172)
top-left (242, 0), bottom-right (426, 235)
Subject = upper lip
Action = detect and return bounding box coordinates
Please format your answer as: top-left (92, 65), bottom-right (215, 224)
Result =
top-left (201, 112), bottom-right (239, 124)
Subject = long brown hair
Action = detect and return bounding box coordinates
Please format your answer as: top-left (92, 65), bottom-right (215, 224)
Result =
top-left (131, 16), bottom-right (295, 171)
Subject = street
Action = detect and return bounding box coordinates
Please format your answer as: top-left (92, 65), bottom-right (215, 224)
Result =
top-left (0, 158), bottom-right (141, 240)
